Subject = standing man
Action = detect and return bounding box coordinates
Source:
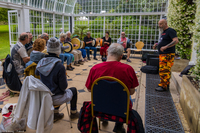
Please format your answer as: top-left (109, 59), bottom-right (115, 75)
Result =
top-left (11, 32), bottom-right (30, 74)
top-left (84, 32), bottom-right (98, 60)
top-left (117, 32), bottom-right (131, 62)
top-left (153, 19), bottom-right (179, 92)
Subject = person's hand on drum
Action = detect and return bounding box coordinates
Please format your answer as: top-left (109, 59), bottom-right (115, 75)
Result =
top-left (74, 44), bottom-right (78, 47)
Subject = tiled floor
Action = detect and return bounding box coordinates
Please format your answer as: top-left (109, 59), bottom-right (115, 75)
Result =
top-left (0, 55), bottom-right (142, 133)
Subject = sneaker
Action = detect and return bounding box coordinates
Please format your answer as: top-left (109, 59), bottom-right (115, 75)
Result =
top-left (87, 58), bottom-right (91, 61)
top-left (70, 112), bottom-right (80, 120)
top-left (66, 66), bottom-right (73, 71)
top-left (155, 86), bottom-right (168, 92)
top-left (54, 113), bottom-right (64, 123)
top-left (93, 57), bottom-right (98, 60)
top-left (113, 124), bottom-right (125, 133)
top-left (127, 58), bottom-right (131, 62)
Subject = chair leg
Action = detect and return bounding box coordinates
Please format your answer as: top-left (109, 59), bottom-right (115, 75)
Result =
top-left (99, 118), bottom-right (101, 130)
top-left (66, 103), bottom-right (73, 128)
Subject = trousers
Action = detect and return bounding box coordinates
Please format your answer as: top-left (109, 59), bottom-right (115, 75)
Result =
top-left (71, 50), bottom-right (83, 62)
top-left (59, 53), bottom-right (73, 65)
top-left (158, 53), bottom-right (175, 89)
top-left (85, 46), bottom-right (97, 58)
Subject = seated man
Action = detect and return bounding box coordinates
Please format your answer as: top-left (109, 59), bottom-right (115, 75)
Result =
top-left (85, 43), bottom-right (139, 133)
top-left (40, 33), bottom-right (49, 45)
top-left (84, 32), bottom-right (98, 60)
top-left (59, 33), bottom-right (74, 70)
top-left (65, 31), bottom-right (84, 66)
top-left (36, 37), bottom-right (79, 122)
top-left (11, 32), bottom-right (30, 74)
top-left (25, 32), bottom-right (33, 56)
top-left (73, 34), bottom-right (87, 62)
top-left (117, 32), bottom-right (131, 62)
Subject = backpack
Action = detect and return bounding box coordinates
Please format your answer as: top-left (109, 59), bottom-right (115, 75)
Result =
top-left (3, 54), bottom-right (22, 92)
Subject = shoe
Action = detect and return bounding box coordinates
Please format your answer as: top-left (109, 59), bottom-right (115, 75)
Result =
top-left (155, 86), bottom-right (168, 92)
top-left (84, 58), bottom-right (88, 62)
top-left (74, 62), bottom-right (80, 66)
top-left (71, 66), bottom-right (75, 69)
top-left (78, 61), bottom-right (84, 65)
top-left (66, 66), bottom-right (73, 71)
top-left (70, 112), bottom-right (80, 120)
top-left (113, 124), bottom-right (125, 133)
top-left (87, 58), bottom-right (91, 61)
top-left (127, 58), bottom-right (131, 62)
top-left (102, 57), bottom-right (107, 62)
top-left (93, 57), bottom-right (98, 60)
top-left (54, 113), bottom-right (64, 123)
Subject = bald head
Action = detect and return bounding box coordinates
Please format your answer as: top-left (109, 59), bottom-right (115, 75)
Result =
top-left (121, 32), bottom-right (125, 38)
top-left (19, 32), bottom-right (29, 45)
top-left (158, 19), bottom-right (168, 31)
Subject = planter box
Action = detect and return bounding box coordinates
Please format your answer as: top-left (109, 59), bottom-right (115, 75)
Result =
top-left (180, 75), bottom-right (200, 133)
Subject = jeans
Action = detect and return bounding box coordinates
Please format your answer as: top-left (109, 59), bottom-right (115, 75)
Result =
top-left (85, 46), bottom-right (97, 58)
top-left (78, 48), bottom-right (86, 58)
top-left (59, 53), bottom-right (73, 65)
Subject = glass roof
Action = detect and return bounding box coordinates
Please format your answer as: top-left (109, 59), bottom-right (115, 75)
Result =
top-left (0, 0), bottom-right (168, 14)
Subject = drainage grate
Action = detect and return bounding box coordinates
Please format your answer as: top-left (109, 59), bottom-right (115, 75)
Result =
top-left (145, 74), bottom-right (184, 133)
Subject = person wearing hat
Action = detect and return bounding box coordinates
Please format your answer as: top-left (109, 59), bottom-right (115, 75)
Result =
top-left (73, 34), bottom-right (87, 62)
top-left (36, 37), bottom-right (80, 122)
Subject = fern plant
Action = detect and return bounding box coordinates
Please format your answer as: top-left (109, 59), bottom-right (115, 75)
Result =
top-left (72, 25), bottom-right (89, 40)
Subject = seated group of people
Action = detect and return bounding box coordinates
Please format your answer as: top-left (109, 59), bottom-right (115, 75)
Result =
top-left (10, 31), bottom-right (136, 133)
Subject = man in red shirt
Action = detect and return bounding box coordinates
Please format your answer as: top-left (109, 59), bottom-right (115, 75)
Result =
top-left (85, 43), bottom-right (139, 133)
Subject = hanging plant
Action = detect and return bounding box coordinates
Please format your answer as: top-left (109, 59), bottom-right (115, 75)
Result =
top-left (190, 0), bottom-right (200, 91)
top-left (167, 0), bottom-right (196, 59)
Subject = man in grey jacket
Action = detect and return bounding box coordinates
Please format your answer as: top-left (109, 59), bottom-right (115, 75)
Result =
top-left (117, 32), bottom-right (131, 62)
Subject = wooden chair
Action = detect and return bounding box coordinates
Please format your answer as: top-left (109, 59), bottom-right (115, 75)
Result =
top-left (133, 41), bottom-right (144, 57)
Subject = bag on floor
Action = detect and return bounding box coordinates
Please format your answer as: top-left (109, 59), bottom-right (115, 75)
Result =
top-left (140, 65), bottom-right (159, 74)
top-left (3, 54), bottom-right (22, 92)
top-left (0, 103), bottom-right (26, 132)
top-left (122, 55), bottom-right (127, 60)
top-left (179, 65), bottom-right (195, 77)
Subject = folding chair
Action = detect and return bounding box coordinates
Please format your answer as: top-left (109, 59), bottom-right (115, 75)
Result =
top-left (90, 76), bottom-right (130, 133)
top-left (53, 102), bottom-right (73, 128)
top-left (133, 41), bottom-right (144, 57)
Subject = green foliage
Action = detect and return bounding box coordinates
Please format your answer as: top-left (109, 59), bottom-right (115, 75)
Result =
top-left (73, 25), bottom-right (89, 40)
top-left (0, 32), bottom-right (10, 60)
top-left (167, 0), bottom-right (196, 59)
top-left (0, 8), bottom-right (9, 24)
top-left (190, 0), bottom-right (200, 90)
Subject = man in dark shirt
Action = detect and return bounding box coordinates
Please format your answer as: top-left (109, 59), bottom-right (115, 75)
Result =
top-left (84, 32), bottom-right (98, 60)
top-left (153, 19), bottom-right (179, 92)
top-left (25, 32), bottom-right (33, 56)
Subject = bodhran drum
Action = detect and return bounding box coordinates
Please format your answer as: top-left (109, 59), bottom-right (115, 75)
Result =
top-left (42, 49), bottom-right (47, 54)
top-left (92, 39), bottom-right (98, 47)
top-left (63, 42), bottom-right (73, 53)
top-left (80, 41), bottom-right (85, 49)
top-left (100, 39), bottom-right (104, 47)
top-left (71, 38), bottom-right (81, 50)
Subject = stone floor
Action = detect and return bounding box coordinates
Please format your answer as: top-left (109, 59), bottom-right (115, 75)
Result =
top-left (0, 54), bottom-right (143, 133)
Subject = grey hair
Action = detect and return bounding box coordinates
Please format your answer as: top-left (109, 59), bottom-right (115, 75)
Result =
top-left (66, 31), bottom-right (71, 34)
top-left (107, 43), bottom-right (124, 58)
top-left (87, 32), bottom-right (91, 35)
top-left (40, 34), bottom-right (47, 38)
top-left (60, 33), bottom-right (66, 38)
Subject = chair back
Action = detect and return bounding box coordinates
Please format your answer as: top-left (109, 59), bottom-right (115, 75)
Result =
top-left (135, 41), bottom-right (144, 50)
top-left (91, 76), bottom-right (130, 124)
top-left (24, 62), bottom-right (40, 79)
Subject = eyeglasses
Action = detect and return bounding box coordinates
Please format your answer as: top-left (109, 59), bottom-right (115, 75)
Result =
top-left (121, 34), bottom-right (125, 35)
